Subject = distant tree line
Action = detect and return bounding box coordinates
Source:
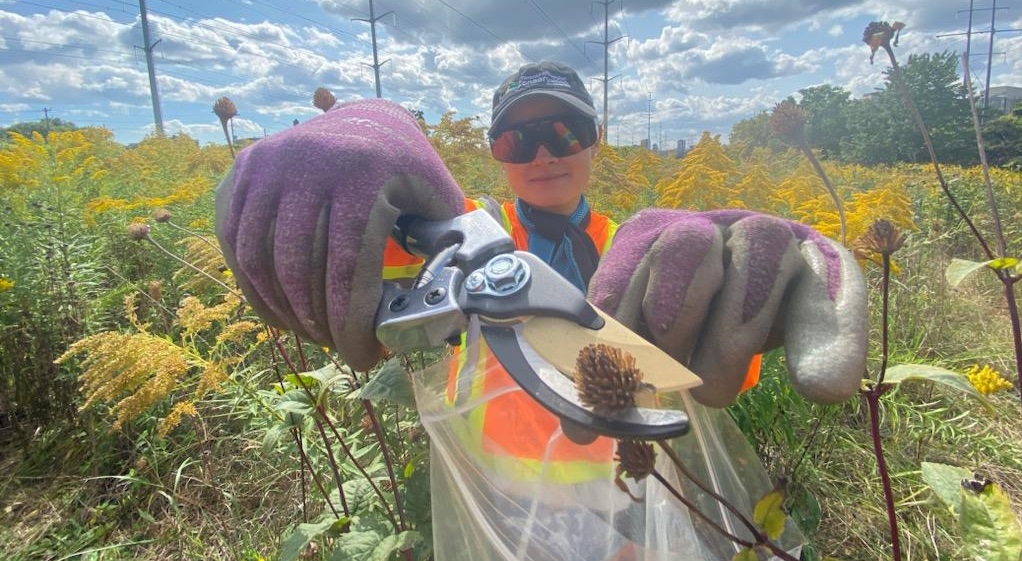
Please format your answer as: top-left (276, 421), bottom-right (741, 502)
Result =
top-left (730, 51), bottom-right (1022, 169)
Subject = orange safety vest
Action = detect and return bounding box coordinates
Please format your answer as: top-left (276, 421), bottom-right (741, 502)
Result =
top-left (383, 198), bottom-right (760, 483)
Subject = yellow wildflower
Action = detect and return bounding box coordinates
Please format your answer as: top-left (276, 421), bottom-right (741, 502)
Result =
top-left (966, 364), bottom-right (1014, 396)
top-left (0, 278), bottom-right (14, 293)
top-left (159, 401), bottom-right (198, 437)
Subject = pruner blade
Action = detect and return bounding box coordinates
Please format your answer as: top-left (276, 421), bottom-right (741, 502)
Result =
top-left (481, 321), bottom-right (691, 442)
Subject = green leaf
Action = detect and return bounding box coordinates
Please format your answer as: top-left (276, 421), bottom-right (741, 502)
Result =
top-left (752, 489), bottom-right (787, 540)
top-left (921, 462), bottom-right (971, 516)
top-left (960, 482), bottom-right (1022, 561)
top-left (348, 357), bottom-right (416, 407)
top-left (883, 364), bottom-right (993, 412)
top-left (988, 257), bottom-right (1020, 271)
top-left (946, 257), bottom-right (1004, 287)
top-left (273, 390), bottom-right (315, 417)
top-left (279, 517), bottom-right (338, 561)
top-left (285, 373), bottom-right (319, 390)
top-left (329, 529), bottom-right (422, 561)
top-left (791, 487), bottom-right (822, 534)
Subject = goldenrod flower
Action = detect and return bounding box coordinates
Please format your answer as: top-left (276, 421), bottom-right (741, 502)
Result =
top-left (0, 277), bottom-right (13, 293)
top-left (966, 364), bottom-right (1014, 396)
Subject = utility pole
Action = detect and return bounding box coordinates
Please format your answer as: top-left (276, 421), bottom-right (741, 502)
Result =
top-left (43, 107), bottom-right (51, 134)
top-left (353, 0), bottom-right (393, 98)
top-left (138, 0), bottom-right (164, 135)
top-left (938, 1), bottom-right (1021, 113)
top-left (646, 92), bottom-right (652, 150)
top-left (585, 0), bottom-right (624, 137)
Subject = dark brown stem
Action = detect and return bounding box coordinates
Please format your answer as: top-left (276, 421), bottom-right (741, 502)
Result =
top-left (961, 54), bottom-right (1022, 415)
top-left (655, 441), bottom-right (800, 561)
top-left (882, 45), bottom-right (994, 260)
top-left (267, 336), bottom-right (340, 518)
top-left (960, 55), bottom-right (1008, 257)
top-left (876, 253), bottom-right (892, 386)
top-left (270, 331), bottom-right (351, 517)
top-left (361, 399), bottom-right (409, 531)
top-left (649, 470), bottom-right (756, 549)
top-left (799, 143), bottom-right (848, 246)
top-left (289, 338), bottom-right (401, 530)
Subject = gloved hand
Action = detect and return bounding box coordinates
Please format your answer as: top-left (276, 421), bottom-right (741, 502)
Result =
top-left (588, 208), bottom-right (867, 407)
top-left (215, 99), bottom-right (464, 371)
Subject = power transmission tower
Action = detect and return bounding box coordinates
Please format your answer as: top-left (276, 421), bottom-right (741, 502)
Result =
top-left (138, 0), bottom-right (164, 135)
top-left (585, 0), bottom-right (624, 137)
top-left (353, 0), bottom-right (393, 98)
top-left (938, 1), bottom-right (1022, 110)
top-left (646, 92), bottom-right (653, 150)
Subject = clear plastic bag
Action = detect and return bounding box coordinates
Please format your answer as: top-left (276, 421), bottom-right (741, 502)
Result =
top-left (413, 318), bottom-right (804, 560)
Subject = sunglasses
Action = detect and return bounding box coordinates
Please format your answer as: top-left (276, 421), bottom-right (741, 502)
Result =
top-left (488, 115), bottom-right (599, 164)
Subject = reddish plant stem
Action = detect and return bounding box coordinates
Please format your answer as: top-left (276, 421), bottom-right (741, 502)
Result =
top-left (267, 335), bottom-right (340, 519)
top-left (864, 387), bottom-right (902, 561)
top-left (270, 332), bottom-right (351, 517)
top-left (361, 399), bottom-right (409, 531)
top-left (288, 337), bottom-right (402, 531)
top-left (863, 251), bottom-right (902, 560)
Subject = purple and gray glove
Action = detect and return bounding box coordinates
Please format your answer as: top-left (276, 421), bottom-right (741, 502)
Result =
top-left (214, 99), bottom-right (464, 371)
top-left (589, 209), bottom-right (868, 408)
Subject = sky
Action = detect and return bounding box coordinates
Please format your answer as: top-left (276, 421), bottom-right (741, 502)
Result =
top-left (2, 0), bottom-right (1021, 148)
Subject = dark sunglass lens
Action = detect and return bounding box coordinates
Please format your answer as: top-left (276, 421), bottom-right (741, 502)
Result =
top-left (491, 129), bottom-right (535, 163)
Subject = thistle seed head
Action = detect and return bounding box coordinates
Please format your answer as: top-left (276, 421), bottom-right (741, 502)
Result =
top-left (615, 440), bottom-right (656, 482)
top-left (574, 343), bottom-right (643, 412)
top-left (212, 97), bottom-right (238, 124)
top-left (769, 100), bottom-right (807, 146)
top-left (313, 87), bottom-right (337, 112)
top-left (152, 208), bottom-right (172, 223)
top-left (127, 223), bottom-right (151, 241)
top-left (853, 218), bottom-right (906, 257)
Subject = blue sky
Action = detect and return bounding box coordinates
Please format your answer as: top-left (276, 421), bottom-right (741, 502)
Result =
top-left (2, 0), bottom-right (1020, 147)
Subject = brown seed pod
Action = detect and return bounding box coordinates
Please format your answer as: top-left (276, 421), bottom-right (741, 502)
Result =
top-left (853, 218), bottom-right (906, 257)
top-left (615, 439), bottom-right (656, 482)
top-left (127, 223), bottom-right (150, 241)
top-left (313, 87), bottom-right (337, 112)
top-left (574, 343), bottom-right (643, 413)
top-left (212, 96), bottom-right (238, 123)
top-left (152, 208), bottom-right (172, 223)
top-left (769, 100), bottom-right (807, 146)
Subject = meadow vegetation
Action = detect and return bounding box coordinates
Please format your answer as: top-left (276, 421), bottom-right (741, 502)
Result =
top-left (2, 38), bottom-right (1022, 561)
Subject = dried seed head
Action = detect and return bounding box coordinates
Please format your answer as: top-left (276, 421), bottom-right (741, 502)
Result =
top-left (147, 280), bottom-right (163, 302)
top-left (769, 100), bottom-right (807, 146)
top-left (212, 96), bottom-right (238, 124)
top-left (152, 208), bottom-right (172, 223)
top-left (127, 223), bottom-right (151, 241)
top-left (313, 87), bottom-right (336, 112)
top-left (862, 21), bottom-right (905, 63)
top-left (574, 343), bottom-right (643, 412)
top-left (853, 218), bottom-right (906, 257)
top-left (615, 440), bottom-right (656, 481)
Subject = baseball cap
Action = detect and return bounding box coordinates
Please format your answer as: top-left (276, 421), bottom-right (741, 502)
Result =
top-left (490, 61), bottom-right (597, 134)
